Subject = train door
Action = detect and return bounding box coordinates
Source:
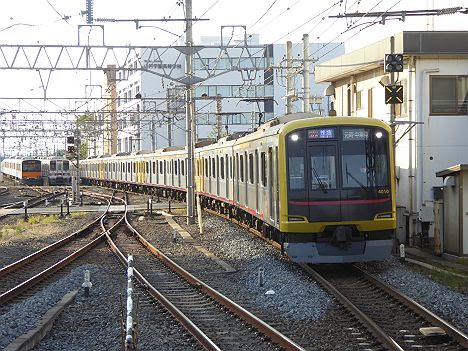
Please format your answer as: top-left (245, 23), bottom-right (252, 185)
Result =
top-left (307, 143), bottom-right (341, 222)
top-left (225, 155), bottom-right (229, 199)
top-left (268, 148), bottom-right (274, 219)
top-left (254, 150), bottom-right (259, 212)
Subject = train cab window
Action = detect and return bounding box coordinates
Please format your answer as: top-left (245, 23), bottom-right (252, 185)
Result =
top-left (341, 128), bottom-right (389, 188)
top-left (220, 157), bottom-right (225, 179)
top-left (63, 161), bottom-right (69, 171)
top-left (260, 152), bottom-right (266, 186)
top-left (240, 155), bottom-right (244, 182)
top-left (50, 161), bottom-right (56, 171)
top-left (288, 157), bottom-right (305, 189)
top-left (310, 146), bottom-right (337, 190)
top-left (248, 154), bottom-right (254, 184)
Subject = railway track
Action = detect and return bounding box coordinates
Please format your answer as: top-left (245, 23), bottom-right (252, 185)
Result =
top-left (0, 192), bottom-right (113, 306)
top-left (300, 263), bottom-right (468, 351)
top-left (102, 194), bottom-right (304, 351)
top-left (0, 187), bottom-right (64, 211)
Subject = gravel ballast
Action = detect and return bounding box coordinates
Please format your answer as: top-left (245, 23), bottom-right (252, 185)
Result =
top-left (359, 258), bottom-right (468, 334)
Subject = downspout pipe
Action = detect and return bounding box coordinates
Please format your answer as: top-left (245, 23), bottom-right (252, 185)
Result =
top-left (417, 68), bottom-right (439, 235)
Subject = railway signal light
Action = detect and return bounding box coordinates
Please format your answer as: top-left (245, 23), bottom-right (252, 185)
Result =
top-left (66, 136), bottom-right (75, 145)
top-left (384, 54), bottom-right (403, 73)
top-left (67, 145), bottom-right (76, 154)
top-left (385, 85), bottom-right (403, 104)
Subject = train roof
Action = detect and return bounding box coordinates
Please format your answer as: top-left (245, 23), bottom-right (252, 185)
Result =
top-left (80, 114), bottom-right (391, 162)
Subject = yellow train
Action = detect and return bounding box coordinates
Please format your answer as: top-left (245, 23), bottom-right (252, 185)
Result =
top-left (81, 114), bottom-right (396, 263)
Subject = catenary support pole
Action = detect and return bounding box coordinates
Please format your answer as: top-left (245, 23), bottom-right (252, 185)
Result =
top-left (286, 41), bottom-right (293, 114)
top-left (302, 34), bottom-right (310, 113)
top-left (185, 0), bottom-right (195, 225)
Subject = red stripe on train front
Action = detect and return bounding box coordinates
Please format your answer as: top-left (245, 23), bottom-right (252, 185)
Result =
top-left (289, 198), bottom-right (391, 206)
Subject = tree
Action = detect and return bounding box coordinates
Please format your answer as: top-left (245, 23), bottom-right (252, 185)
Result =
top-left (75, 113), bottom-right (98, 159)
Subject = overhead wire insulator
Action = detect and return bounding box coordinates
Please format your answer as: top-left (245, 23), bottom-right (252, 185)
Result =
top-left (437, 7), bottom-right (461, 15)
top-left (86, 0), bottom-right (93, 24)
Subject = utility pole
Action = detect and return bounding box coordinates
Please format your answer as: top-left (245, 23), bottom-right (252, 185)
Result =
top-left (286, 41), bottom-right (293, 114)
top-left (167, 113), bottom-right (172, 147)
top-left (185, 0), bottom-right (195, 225)
top-left (302, 34), bottom-right (310, 113)
top-left (216, 94), bottom-right (222, 139)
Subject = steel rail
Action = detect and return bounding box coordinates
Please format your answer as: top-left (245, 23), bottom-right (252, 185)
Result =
top-left (0, 186), bottom-right (8, 195)
top-left (124, 211), bottom-right (305, 351)
top-left (353, 265), bottom-right (468, 348)
top-left (0, 194), bottom-right (114, 305)
top-left (1, 190), bottom-right (64, 210)
top-left (105, 231), bottom-right (222, 351)
top-left (103, 192), bottom-right (221, 351)
top-left (299, 263), bottom-right (404, 351)
top-left (0, 193), bottom-right (111, 278)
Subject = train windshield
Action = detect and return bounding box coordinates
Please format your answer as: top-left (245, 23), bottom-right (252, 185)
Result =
top-left (50, 161), bottom-right (56, 171)
top-left (63, 161), bottom-right (69, 171)
top-left (340, 128), bottom-right (389, 188)
top-left (22, 160), bottom-right (41, 172)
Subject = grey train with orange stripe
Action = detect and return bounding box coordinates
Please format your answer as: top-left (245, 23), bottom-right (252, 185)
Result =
top-left (80, 114), bottom-right (396, 263)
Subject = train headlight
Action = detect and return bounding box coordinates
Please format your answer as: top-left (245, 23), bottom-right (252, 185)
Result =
top-left (290, 134), bottom-right (299, 142)
top-left (375, 131), bottom-right (383, 139)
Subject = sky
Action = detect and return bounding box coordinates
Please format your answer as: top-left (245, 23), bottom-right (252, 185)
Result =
top-left (0, 0), bottom-right (467, 154)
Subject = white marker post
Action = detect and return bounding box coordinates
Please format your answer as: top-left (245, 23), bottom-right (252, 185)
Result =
top-left (400, 244), bottom-right (405, 263)
top-left (82, 270), bottom-right (92, 297)
top-left (126, 255), bottom-right (135, 350)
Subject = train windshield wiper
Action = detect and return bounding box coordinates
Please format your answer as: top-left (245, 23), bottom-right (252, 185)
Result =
top-left (311, 167), bottom-right (327, 193)
top-left (345, 163), bottom-right (370, 193)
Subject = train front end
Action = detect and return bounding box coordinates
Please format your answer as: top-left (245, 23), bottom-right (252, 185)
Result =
top-left (21, 159), bottom-right (42, 185)
top-left (280, 117), bottom-right (396, 263)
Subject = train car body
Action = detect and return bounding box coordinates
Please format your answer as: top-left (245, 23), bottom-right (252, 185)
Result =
top-left (1, 158), bottom-right (42, 185)
top-left (41, 157), bottom-right (71, 185)
top-left (80, 115), bottom-right (396, 263)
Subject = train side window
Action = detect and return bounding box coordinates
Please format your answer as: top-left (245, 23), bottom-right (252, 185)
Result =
top-left (175, 160), bottom-right (178, 175)
top-left (133, 162), bottom-right (136, 174)
top-left (248, 153), bottom-right (254, 184)
top-left (159, 161), bottom-right (163, 174)
top-left (212, 157), bottom-right (216, 178)
top-left (230, 156), bottom-right (233, 179)
top-left (261, 152), bottom-right (266, 186)
top-left (152, 161), bottom-right (156, 174)
top-left (205, 158), bottom-right (208, 176)
top-left (50, 161), bottom-right (56, 171)
top-left (220, 156), bottom-right (225, 179)
top-left (146, 162), bottom-right (149, 174)
top-left (181, 160), bottom-right (185, 176)
top-left (288, 156), bottom-right (305, 190)
top-left (240, 154), bottom-right (244, 182)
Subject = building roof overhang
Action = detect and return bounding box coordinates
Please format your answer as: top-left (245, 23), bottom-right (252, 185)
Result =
top-left (315, 31), bottom-right (468, 83)
top-left (436, 164), bottom-right (468, 178)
